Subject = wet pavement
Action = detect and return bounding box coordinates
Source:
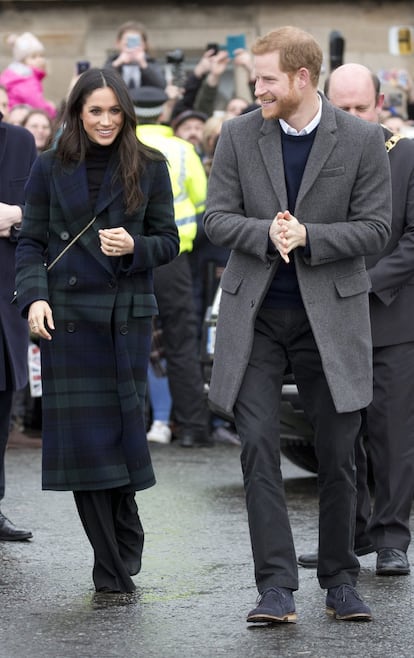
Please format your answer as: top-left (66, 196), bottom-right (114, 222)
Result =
top-left (2, 433), bottom-right (414, 658)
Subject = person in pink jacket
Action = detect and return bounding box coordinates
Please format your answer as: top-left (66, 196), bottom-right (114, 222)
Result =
top-left (0, 32), bottom-right (56, 119)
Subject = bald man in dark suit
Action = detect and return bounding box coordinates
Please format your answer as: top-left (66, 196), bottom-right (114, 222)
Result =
top-left (299, 63), bottom-right (414, 577)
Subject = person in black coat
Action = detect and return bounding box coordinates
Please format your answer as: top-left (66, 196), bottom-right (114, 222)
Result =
top-left (0, 114), bottom-right (37, 540)
top-left (104, 21), bottom-right (166, 91)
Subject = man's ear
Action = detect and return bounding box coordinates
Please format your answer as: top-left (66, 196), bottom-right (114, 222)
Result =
top-left (296, 67), bottom-right (310, 89)
top-left (376, 92), bottom-right (385, 112)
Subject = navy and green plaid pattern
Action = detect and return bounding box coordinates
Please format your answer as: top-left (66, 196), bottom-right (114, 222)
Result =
top-left (15, 150), bottom-right (179, 491)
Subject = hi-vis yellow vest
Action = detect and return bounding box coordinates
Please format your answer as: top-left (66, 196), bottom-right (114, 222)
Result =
top-left (137, 124), bottom-right (207, 254)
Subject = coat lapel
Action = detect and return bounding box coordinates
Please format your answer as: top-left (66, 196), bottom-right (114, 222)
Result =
top-left (52, 154), bottom-right (124, 274)
top-left (295, 95), bottom-right (338, 210)
top-left (257, 96), bottom-right (339, 215)
top-left (52, 160), bottom-right (92, 230)
top-left (258, 120), bottom-right (288, 210)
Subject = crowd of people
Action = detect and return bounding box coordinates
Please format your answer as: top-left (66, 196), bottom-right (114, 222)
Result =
top-left (1, 20), bottom-right (414, 622)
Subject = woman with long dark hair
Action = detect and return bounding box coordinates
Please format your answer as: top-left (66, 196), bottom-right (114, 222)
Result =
top-left (15, 67), bottom-right (178, 595)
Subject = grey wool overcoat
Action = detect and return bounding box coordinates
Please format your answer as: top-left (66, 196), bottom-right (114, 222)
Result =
top-left (204, 94), bottom-right (392, 417)
top-left (15, 149), bottom-right (179, 491)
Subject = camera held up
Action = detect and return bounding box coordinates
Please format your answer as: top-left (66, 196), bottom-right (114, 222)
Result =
top-left (165, 48), bottom-right (186, 87)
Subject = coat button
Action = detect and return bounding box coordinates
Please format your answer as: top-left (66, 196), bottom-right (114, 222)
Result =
top-left (119, 324), bottom-right (128, 335)
top-left (66, 322), bottom-right (76, 333)
top-left (60, 231), bottom-right (70, 241)
top-left (108, 279), bottom-right (117, 289)
top-left (68, 276), bottom-right (77, 286)
top-left (250, 300), bottom-right (255, 308)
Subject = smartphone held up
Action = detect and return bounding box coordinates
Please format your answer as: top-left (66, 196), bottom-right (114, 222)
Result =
top-left (126, 34), bottom-right (142, 50)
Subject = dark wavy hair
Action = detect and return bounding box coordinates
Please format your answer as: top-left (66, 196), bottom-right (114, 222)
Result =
top-left (56, 67), bottom-right (164, 214)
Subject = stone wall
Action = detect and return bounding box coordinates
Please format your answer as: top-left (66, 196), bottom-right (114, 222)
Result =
top-left (0, 1), bottom-right (412, 108)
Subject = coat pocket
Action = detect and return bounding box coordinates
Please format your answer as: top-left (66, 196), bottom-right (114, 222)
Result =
top-left (319, 166), bottom-right (345, 177)
top-left (334, 269), bottom-right (371, 298)
top-left (131, 293), bottom-right (159, 317)
top-left (220, 268), bottom-right (242, 295)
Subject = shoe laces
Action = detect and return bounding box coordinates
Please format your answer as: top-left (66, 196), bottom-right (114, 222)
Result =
top-left (334, 584), bottom-right (361, 603)
top-left (257, 586), bottom-right (288, 605)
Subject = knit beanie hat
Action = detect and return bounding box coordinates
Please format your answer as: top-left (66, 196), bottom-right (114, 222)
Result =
top-left (8, 32), bottom-right (45, 62)
top-left (171, 109), bottom-right (208, 131)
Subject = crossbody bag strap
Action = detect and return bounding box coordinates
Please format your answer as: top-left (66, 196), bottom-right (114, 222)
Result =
top-left (11, 216), bottom-right (97, 304)
top-left (46, 215), bottom-right (97, 271)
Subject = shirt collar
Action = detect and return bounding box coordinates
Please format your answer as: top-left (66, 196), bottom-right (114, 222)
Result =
top-left (279, 94), bottom-right (322, 136)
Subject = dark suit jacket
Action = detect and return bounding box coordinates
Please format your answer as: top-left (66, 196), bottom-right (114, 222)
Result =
top-left (0, 119), bottom-right (37, 391)
top-left (367, 127), bottom-right (414, 346)
top-left (15, 148), bottom-right (178, 491)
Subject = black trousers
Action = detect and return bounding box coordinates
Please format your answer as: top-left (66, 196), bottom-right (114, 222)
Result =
top-left (154, 252), bottom-right (209, 436)
top-left (233, 308), bottom-right (361, 593)
top-left (0, 389), bottom-right (14, 501)
top-left (73, 487), bottom-right (144, 593)
top-left (356, 341), bottom-right (414, 551)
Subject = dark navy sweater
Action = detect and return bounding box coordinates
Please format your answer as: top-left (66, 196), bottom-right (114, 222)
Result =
top-left (262, 125), bottom-right (317, 308)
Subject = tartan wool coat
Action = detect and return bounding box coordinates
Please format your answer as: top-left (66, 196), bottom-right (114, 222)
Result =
top-left (15, 148), bottom-right (179, 491)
